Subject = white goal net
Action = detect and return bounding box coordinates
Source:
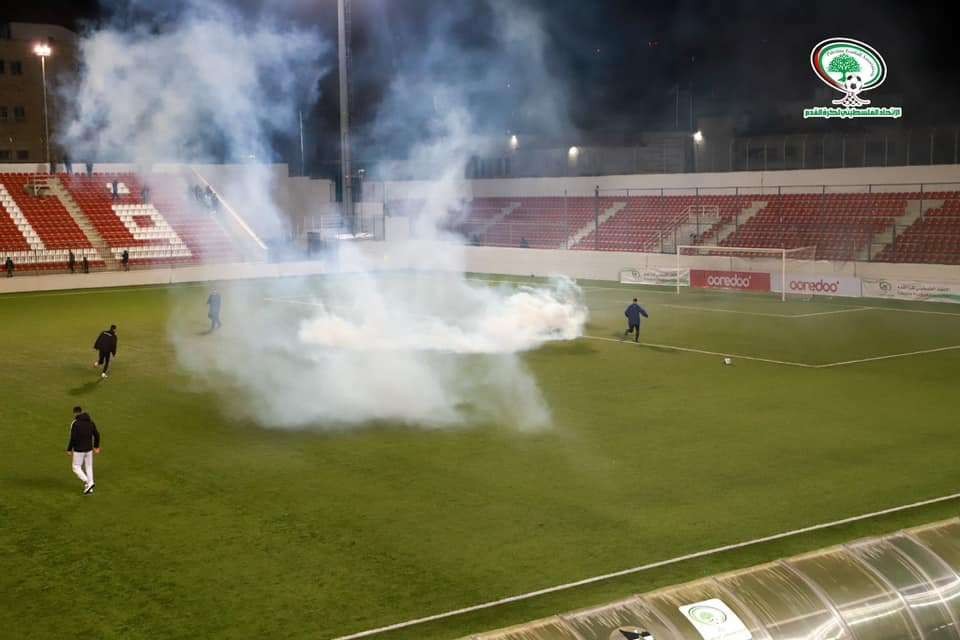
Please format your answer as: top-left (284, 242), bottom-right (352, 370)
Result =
top-left (675, 245), bottom-right (818, 301)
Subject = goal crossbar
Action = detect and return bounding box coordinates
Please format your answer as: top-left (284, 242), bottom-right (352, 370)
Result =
top-left (675, 245), bottom-right (818, 301)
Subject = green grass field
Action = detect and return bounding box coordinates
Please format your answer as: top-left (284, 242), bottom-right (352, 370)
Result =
top-left (2, 274), bottom-right (959, 640)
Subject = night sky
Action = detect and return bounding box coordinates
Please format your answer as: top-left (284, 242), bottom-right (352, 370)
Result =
top-left (6, 1), bottom-right (957, 173)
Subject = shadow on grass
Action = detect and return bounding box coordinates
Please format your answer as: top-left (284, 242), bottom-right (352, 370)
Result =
top-left (69, 379), bottom-right (103, 396)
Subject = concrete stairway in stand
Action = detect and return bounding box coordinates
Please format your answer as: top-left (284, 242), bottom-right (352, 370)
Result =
top-left (868, 197), bottom-right (944, 260)
top-left (47, 176), bottom-right (119, 269)
top-left (710, 201), bottom-right (768, 245)
top-left (565, 201), bottom-right (627, 249)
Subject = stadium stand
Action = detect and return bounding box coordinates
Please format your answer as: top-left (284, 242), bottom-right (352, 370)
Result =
top-left (60, 173), bottom-right (238, 267)
top-left (399, 190), bottom-right (960, 264)
top-left (718, 193), bottom-right (908, 261)
top-left (573, 195), bottom-right (756, 252)
top-left (874, 192), bottom-right (960, 264)
top-left (0, 174), bottom-right (100, 271)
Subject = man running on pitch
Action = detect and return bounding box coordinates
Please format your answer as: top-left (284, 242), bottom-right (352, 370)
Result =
top-left (93, 324), bottom-right (118, 378)
top-left (66, 406), bottom-right (100, 495)
top-left (623, 298), bottom-right (649, 342)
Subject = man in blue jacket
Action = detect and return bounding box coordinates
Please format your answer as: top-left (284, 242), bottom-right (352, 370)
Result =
top-left (623, 298), bottom-right (649, 342)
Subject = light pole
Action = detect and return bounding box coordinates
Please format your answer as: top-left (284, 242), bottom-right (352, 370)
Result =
top-left (33, 43), bottom-right (52, 168)
top-left (337, 0), bottom-right (353, 229)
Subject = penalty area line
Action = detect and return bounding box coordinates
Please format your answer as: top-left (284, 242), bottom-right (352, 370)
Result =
top-left (330, 492), bottom-right (960, 640)
top-left (583, 335), bottom-right (815, 368)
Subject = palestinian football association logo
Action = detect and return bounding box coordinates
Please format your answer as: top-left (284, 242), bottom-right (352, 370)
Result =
top-left (804, 38), bottom-right (901, 119)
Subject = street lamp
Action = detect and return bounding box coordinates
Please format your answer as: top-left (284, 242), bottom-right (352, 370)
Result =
top-left (509, 134), bottom-right (519, 151)
top-left (693, 130), bottom-right (704, 144)
top-left (33, 43), bottom-right (52, 167)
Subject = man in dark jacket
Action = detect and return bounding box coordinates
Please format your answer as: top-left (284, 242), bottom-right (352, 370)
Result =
top-left (93, 325), bottom-right (118, 378)
top-left (623, 298), bottom-right (649, 342)
top-left (66, 406), bottom-right (100, 495)
top-left (4, 256), bottom-right (13, 277)
top-left (68, 250), bottom-right (76, 274)
top-left (207, 290), bottom-right (222, 331)
top-left (121, 249), bottom-right (130, 271)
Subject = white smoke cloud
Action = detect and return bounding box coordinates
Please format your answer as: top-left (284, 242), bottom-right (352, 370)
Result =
top-left (297, 277), bottom-right (587, 354)
top-left (67, 0), bottom-right (586, 430)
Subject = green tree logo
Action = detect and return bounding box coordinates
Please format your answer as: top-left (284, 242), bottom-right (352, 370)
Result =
top-left (828, 54), bottom-right (860, 83)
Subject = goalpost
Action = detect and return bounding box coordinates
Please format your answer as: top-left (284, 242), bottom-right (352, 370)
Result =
top-left (675, 245), bottom-right (818, 302)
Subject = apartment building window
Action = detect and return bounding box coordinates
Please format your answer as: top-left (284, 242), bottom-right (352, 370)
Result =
top-left (0, 150), bottom-right (10, 161)
top-left (13, 106), bottom-right (24, 121)
top-left (16, 150), bottom-right (28, 160)
top-left (0, 60), bottom-right (5, 74)
top-left (10, 60), bottom-right (22, 75)
top-left (0, 106), bottom-right (7, 121)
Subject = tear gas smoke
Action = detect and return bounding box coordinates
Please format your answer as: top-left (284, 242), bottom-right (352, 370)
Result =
top-left (68, 0), bottom-right (586, 430)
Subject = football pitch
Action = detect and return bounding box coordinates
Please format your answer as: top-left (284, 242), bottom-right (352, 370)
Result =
top-left (2, 273), bottom-right (959, 640)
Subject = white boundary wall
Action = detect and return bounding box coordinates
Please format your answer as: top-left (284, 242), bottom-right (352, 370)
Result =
top-left (1, 241), bottom-right (959, 300)
top-left (452, 245), bottom-right (960, 284)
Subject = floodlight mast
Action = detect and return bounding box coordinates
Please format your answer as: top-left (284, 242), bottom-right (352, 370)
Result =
top-left (337, 0), bottom-right (353, 230)
top-left (33, 43), bottom-right (52, 167)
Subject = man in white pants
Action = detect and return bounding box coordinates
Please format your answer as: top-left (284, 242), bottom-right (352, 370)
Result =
top-left (66, 406), bottom-right (101, 495)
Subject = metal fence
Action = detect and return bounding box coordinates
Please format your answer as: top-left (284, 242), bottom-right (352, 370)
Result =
top-left (431, 182), bottom-right (960, 264)
top-left (702, 129), bottom-right (960, 173)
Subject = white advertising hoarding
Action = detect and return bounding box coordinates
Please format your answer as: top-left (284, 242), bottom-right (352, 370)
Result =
top-left (862, 278), bottom-right (960, 304)
top-left (771, 275), bottom-right (862, 298)
top-left (620, 267), bottom-right (690, 287)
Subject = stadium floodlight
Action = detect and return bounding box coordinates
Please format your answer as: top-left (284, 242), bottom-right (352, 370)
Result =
top-left (33, 43), bottom-right (53, 167)
top-left (509, 134), bottom-right (519, 151)
top-left (693, 130), bottom-right (704, 143)
top-left (568, 146), bottom-right (580, 159)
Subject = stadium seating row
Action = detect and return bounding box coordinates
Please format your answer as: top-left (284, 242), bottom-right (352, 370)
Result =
top-left (0, 172), bottom-right (240, 272)
top-left (423, 192), bottom-right (960, 264)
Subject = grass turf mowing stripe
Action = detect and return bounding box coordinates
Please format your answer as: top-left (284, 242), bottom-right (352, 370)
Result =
top-left (330, 493), bottom-right (960, 640)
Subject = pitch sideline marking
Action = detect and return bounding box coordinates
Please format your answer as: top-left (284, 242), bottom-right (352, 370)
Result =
top-left (859, 305), bottom-right (960, 318)
top-left (816, 344), bottom-right (960, 368)
top-left (330, 493), bottom-right (960, 640)
top-left (584, 335), bottom-right (815, 368)
top-left (264, 298), bottom-right (960, 369)
top-left (591, 335), bottom-right (960, 368)
top-left (656, 303), bottom-right (873, 319)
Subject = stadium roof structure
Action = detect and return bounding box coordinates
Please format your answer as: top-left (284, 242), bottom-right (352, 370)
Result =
top-left (467, 518), bottom-right (960, 640)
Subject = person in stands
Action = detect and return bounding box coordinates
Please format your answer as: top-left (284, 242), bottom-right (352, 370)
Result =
top-left (111, 179), bottom-right (119, 200)
top-left (141, 186), bottom-right (150, 204)
top-left (5, 256), bottom-right (13, 277)
top-left (121, 250), bottom-right (130, 271)
top-left (66, 406), bottom-right (101, 495)
top-left (93, 325), bottom-right (118, 379)
top-left (82, 256), bottom-right (90, 273)
top-left (68, 250), bottom-right (76, 274)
